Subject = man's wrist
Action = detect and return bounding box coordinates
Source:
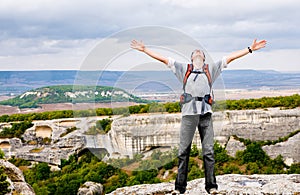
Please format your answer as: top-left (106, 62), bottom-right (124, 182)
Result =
top-left (248, 46), bottom-right (253, 53)
top-left (142, 46), bottom-right (147, 53)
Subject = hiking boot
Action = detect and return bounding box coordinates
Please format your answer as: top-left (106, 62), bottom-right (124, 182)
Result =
top-left (171, 189), bottom-right (185, 194)
top-left (209, 188), bottom-right (218, 194)
top-left (171, 190), bottom-right (180, 195)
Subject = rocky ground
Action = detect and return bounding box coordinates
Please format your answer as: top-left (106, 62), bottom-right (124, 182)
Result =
top-left (106, 174), bottom-right (300, 195)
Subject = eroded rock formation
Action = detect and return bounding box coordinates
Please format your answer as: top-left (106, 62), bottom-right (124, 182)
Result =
top-left (109, 108), bottom-right (300, 163)
top-left (0, 108), bottom-right (299, 166)
top-left (0, 159), bottom-right (35, 195)
top-left (77, 181), bottom-right (104, 195)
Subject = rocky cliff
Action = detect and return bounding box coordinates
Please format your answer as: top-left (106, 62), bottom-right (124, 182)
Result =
top-left (0, 107), bottom-right (299, 195)
top-left (0, 108), bottom-right (299, 166)
top-left (0, 159), bottom-right (35, 195)
top-left (110, 107), bottom-right (300, 164)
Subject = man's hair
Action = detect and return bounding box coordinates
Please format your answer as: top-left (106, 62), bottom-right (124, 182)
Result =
top-left (191, 49), bottom-right (206, 62)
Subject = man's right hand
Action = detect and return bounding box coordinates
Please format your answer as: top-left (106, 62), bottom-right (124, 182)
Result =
top-left (130, 39), bottom-right (169, 66)
top-left (130, 40), bottom-right (145, 52)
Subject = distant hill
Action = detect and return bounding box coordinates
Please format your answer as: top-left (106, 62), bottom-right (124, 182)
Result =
top-left (0, 85), bottom-right (148, 109)
top-left (0, 70), bottom-right (299, 96)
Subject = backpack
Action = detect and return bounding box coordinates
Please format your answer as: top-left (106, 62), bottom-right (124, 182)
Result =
top-left (180, 63), bottom-right (214, 106)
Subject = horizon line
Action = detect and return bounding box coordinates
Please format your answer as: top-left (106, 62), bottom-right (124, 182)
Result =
top-left (0, 69), bottom-right (299, 73)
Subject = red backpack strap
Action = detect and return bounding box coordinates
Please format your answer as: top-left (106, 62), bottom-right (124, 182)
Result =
top-left (183, 64), bottom-right (193, 92)
top-left (203, 64), bottom-right (212, 88)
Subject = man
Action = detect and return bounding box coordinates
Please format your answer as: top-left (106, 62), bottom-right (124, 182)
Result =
top-left (131, 39), bottom-right (267, 194)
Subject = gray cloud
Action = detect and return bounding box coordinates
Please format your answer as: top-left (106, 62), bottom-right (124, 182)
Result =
top-left (0, 0), bottom-right (299, 70)
top-left (0, 0), bottom-right (299, 43)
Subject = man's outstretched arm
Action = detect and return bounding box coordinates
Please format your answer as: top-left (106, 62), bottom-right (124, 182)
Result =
top-left (226, 39), bottom-right (267, 64)
top-left (131, 40), bottom-right (169, 66)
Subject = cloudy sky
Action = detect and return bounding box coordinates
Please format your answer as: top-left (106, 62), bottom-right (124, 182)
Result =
top-left (0, 0), bottom-right (299, 71)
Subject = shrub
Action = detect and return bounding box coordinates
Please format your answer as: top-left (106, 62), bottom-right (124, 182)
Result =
top-left (288, 163), bottom-right (300, 174)
top-left (0, 121), bottom-right (33, 138)
top-left (241, 142), bottom-right (270, 165)
top-left (190, 144), bottom-right (200, 157)
top-left (214, 142), bottom-right (230, 164)
top-left (223, 164), bottom-right (242, 174)
top-left (8, 157), bottom-right (31, 167)
top-left (188, 165), bottom-right (204, 180)
top-left (0, 167), bottom-right (10, 195)
top-left (0, 149), bottom-right (4, 159)
top-left (246, 162), bottom-right (260, 174)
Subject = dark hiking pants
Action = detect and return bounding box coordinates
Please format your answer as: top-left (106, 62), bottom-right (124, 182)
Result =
top-left (175, 113), bottom-right (218, 193)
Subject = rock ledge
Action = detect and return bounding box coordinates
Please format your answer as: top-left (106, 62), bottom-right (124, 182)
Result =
top-left (107, 174), bottom-right (300, 195)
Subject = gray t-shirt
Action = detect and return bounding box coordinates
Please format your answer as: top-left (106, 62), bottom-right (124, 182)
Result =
top-left (168, 57), bottom-right (228, 116)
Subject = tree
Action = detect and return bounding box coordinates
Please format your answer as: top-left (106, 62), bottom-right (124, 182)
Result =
top-left (288, 163), bottom-right (300, 174)
top-left (132, 169), bottom-right (160, 184)
top-left (96, 118), bottom-right (113, 133)
top-left (214, 141), bottom-right (230, 164)
top-left (104, 172), bottom-right (128, 192)
top-left (241, 142), bottom-right (270, 165)
top-left (190, 144), bottom-right (200, 157)
top-left (34, 162), bottom-right (51, 181)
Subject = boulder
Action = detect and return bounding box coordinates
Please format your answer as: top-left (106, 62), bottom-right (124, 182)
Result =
top-left (0, 159), bottom-right (35, 195)
top-left (77, 181), bottom-right (104, 195)
top-left (225, 136), bottom-right (246, 157)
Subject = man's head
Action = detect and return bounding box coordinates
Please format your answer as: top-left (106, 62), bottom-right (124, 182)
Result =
top-left (191, 49), bottom-right (205, 62)
top-left (191, 49), bottom-right (205, 69)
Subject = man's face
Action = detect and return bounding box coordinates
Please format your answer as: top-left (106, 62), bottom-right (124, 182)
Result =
top-left (191, 49), bottom-right (205, 62)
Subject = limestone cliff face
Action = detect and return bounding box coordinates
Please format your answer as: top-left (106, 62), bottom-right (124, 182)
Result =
top-left (109, 108), bottom-right (300, 163)
top-left (110, 113), bottom-right (181, 157)
top-left (218, 108), bottom-right (300, 141)
top-left (0, 108), bottom-right (299, 166)
top-left (0, 119), bottom-right (86, 166)
top-left (262, 132), bottom-right (300, 165)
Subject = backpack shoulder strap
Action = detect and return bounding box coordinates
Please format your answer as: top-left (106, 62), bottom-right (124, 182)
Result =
top-left (183, 64), bottom-right (193, 92)
top-left (203, 64), bottom-right (212, 89)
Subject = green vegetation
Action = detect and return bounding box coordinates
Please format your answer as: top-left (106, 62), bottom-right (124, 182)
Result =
top-left (0, 110), bottom-right (75, 123)
top-left (19, 139), bottom-right (299, 195)
top-left (0, 149), bottom-right (5, 159)
top-left (212, 141), bottom-right (290, 175)
top-left (8, 157), bottom-right (31, 167)
top-left (85, 118), bottom-right (113, 135)
top-left (0, 166), bottom-right (10, 195)
top-left (0, 121), bottom-right (33, 138)
top-left (288, 163), bottom-right (300, 174)
top-left (21, 148), bottom-right (178, 194)
top-left (60, 127), bottom-right (78, 137)
top-left (24, 152), bottom-right (125, 194)
top-left (0, 94), bottom-right (299, 123)
top-left (0, 85), bottom-right (149, 109)
top-left (224, 94), bottom-right (300, 110)
top-left (96, 118), bottom-right (113, 133)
